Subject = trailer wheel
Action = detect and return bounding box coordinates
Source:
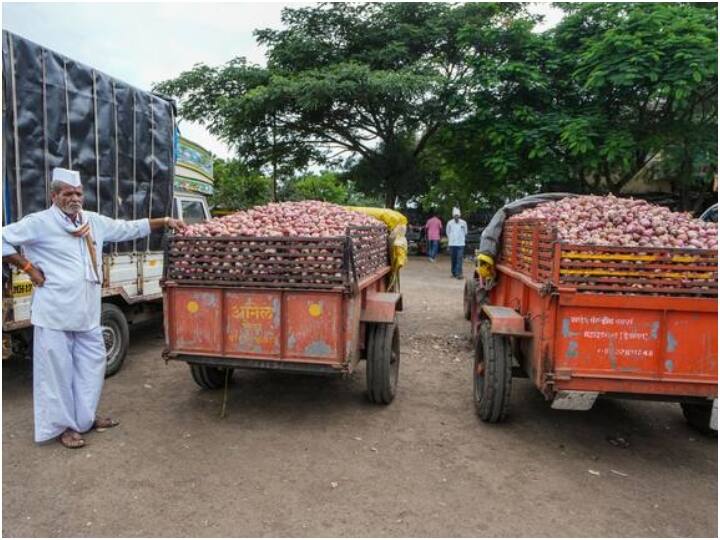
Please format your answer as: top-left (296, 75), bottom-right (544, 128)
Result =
top-left (473, 320), bottom-right (512, 422)
top-left (366, 320), bottom-right (400, 405)
top-left (680, 402), bottom-right (715, 435)
top-left (101, 303), bottom-right (129, 378)
top-left (189, 364), bottom-right (234, 390)
top-left (463, 278), bottom-right (476, 321)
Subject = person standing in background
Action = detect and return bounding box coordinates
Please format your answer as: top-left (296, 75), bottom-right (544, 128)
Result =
top-left (446, 208), bottom-right (467, 279)
top-left (424, 211), bottom-right (443, 262)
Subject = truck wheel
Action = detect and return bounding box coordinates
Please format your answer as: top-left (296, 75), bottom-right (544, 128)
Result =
top-left (474, 320), bottom-right (512, 422)
top-left (680, 402), bottom-right (715, 435)
top-left (366, 320), bottom-right (400, 405)
top-left (463, 278), bottom-right (476, 320)
top-left (190, 364), bottom-right (234, 390)
top-left (101, 303), bottom-right (129, 378)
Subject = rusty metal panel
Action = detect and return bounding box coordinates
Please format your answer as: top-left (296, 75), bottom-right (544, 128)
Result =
top-left (553, 306), bottom-right (718, 390)
top-left (170, 288), bottom-right (222, 353)
top-left (663, 311), bottom-right (717, 380)
top-left (285, 292), bottom-right (342, 360)
top-left (361, 292), bottom-right (400, 323)
top-left (224, 291), bottom-right (282, 357)
top-left (555, 377), bottom-right (717, 398)
top-left (345, 294), bottom-right (363, 369)
top-left (481, 305), bottom-right (529, 336)
top-left (488, 255), bottom-right (718, 399)
top-left (555, 307), bottom-right (664, 376)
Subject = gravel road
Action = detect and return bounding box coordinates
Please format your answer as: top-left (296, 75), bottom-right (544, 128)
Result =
top-left (3, 256), bottom-right (717, 537)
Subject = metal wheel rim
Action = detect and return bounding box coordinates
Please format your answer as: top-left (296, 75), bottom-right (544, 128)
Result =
top-left (102, 323), bottom-right (121, 364)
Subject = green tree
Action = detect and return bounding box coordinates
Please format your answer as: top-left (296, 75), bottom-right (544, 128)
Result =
top-left (211, 159), bottom-right (273, 210)
top-left (157, 60), bottom-right (317, 202)
top-left (435, 2), bottom-right (717, 207)
top-left (551, 2), bottom-right (717, 195)
top-left (156, 2), bottom-right (527, 207)
top-left (419, 9), bottom-right (560, 209)
top-left (285, 171), bottom-right (349, 203)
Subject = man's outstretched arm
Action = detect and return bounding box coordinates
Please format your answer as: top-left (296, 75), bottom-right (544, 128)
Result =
top-left (99, 215), bottom-right (186, 243)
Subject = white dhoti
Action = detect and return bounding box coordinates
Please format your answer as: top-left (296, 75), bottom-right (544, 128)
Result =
top-left (32, 326), bottom-right (107, 442)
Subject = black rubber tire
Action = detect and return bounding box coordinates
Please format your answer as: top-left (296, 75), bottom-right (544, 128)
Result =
top-left (101, 303), bottom-right (129, 378)
top-left (189, 364), bottom-right (234, 390)
top-left (680, 402), bottom-right (715, 435)
top-left (463, 278), bottom-right (476, 321)
top-left (473, 320), bottom-right (512, 422)
top-left (366, 320), bottom-right (400, 405)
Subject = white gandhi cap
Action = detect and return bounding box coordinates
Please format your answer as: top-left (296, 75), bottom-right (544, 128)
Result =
top-left (52, 167), bottom-right (81, 187)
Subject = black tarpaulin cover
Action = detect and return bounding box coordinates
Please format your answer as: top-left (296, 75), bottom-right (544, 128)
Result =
top-left (2, 30), bottom-right (175, 252)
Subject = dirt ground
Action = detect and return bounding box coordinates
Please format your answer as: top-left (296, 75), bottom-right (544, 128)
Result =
top-left (2, 256), bottom-right (717, 537)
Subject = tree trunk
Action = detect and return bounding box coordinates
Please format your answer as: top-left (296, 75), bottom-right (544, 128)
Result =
top-left (384, 189), bottom-right (395, 209)
top-left (674, 148), bottom-right (694, 211)
top-left (271, 115), bottom-right (278, 202)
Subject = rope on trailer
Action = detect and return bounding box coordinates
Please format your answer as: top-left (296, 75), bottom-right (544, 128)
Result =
top-left (220, 368), bottom-right (231, 419)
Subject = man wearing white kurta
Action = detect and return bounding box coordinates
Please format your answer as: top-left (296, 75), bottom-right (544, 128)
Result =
top-left (446, 208), bottom-right (468, 279)
top-left (2, 168), bottom-right (184, 448)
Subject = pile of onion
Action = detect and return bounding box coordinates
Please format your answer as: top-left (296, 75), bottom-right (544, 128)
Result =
top-left (180, 201), bottom-right (381, 238)
top-left (510, 195), bottom-right (717, 249)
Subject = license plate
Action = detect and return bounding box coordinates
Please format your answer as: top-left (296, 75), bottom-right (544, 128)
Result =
top-left (11, 279), bottom-right (33, 297)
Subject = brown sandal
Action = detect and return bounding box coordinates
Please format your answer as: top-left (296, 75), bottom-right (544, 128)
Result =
top-left (93, 417), bottom-right (120, 431)
top-left (58, 429), bottom-right (85, 449)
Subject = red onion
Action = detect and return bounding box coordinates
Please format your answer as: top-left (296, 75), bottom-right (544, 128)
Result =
top-left (510, 195), bottom-right (717, 250)
top-left (179, 200), bottom-right (381, 238)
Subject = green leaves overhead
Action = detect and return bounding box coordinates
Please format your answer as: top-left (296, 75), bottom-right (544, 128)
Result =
top-left (157, 2), bottom-right (717, 212)
top-left (211, 159), bottom-right (273, 211)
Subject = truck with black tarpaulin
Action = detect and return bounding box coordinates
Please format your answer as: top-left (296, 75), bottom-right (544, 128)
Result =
top-left (2, 30), bottom-right (210, 375)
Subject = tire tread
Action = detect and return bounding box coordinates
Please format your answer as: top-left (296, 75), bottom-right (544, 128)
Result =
top-left (189, 364), bottom-right (232, 390)
top-left (366, 321), bottom-right (399, 405)
top-left (474, 321), bottom-right (512, 422)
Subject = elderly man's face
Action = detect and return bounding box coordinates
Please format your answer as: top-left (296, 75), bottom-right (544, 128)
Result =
top-left (52, 184), bottom-right (84, 215)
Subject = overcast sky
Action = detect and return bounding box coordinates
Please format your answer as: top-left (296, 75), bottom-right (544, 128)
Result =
top-left (2, 2), bottom-right (564, 160)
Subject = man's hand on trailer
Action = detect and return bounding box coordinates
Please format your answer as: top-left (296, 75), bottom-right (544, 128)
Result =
top-left (149, 217), bottom-right (186, 232)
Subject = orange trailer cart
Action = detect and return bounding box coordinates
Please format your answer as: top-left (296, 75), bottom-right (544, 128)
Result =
top-left (464, 218), bottom-right (718, 431)
top-left (162, 226), bottom-right (402, 404)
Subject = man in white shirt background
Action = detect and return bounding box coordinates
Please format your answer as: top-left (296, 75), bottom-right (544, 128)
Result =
top-left (446, 207), bottom-right (468, 279)
top-left (2, 168), bottom-right (185, 449)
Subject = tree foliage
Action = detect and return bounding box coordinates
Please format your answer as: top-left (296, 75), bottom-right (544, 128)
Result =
top-left (159, 3), bottom-right (717, 214)
top-left (555, 2), bottom-right (717, 194)
top-left (425, 2), bottom-right (717, 210)
top-left (157, 2), bottom-right (528, 207)
top-left (284, 171), bottom-right (349, 204)
top-left (211, 159), bottom-right (273, 210)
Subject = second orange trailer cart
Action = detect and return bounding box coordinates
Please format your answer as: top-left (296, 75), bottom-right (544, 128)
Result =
top-left (465, 218), bottom-right (718, 431)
